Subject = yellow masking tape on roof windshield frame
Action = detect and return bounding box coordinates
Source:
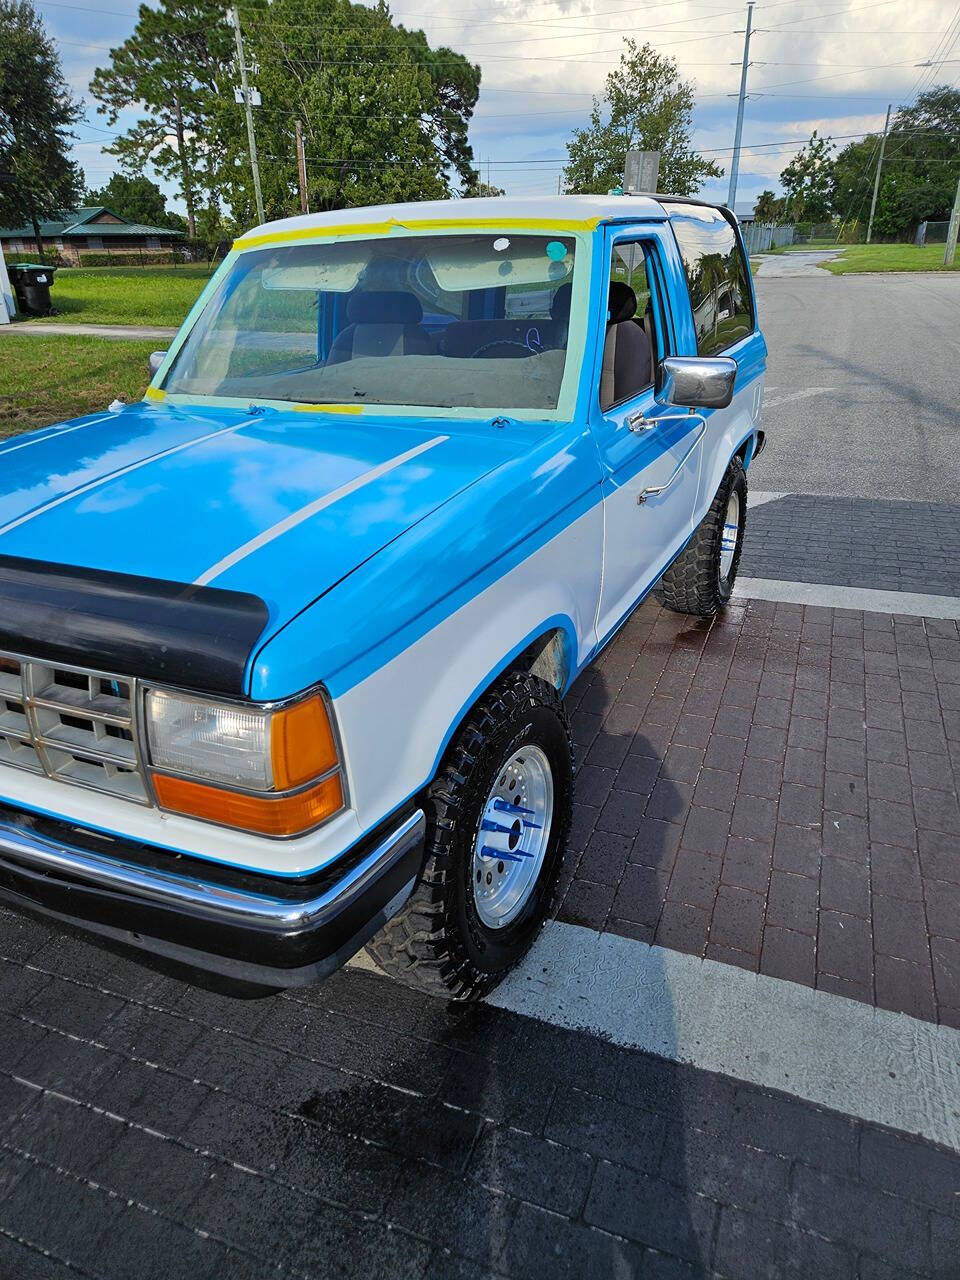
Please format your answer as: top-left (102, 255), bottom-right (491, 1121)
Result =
top-left (143, 387), bottom-right (166, 402)
top-left (293, 403), bottom-right (363, 415)
top-left (233, 216), bottom-right (601, 252)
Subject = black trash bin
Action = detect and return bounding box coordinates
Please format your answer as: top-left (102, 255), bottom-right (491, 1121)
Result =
top-left (8, 263), bottom-right (56, 316)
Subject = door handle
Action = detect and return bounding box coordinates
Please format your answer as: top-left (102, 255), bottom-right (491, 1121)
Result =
top-left (636, 416), bottom-right (707, 505)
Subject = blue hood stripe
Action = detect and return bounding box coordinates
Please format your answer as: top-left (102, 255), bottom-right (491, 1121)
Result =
top-left (0, 416), bottom-right (258, 541)
top-left (195, 433), bottom-right (449, 587)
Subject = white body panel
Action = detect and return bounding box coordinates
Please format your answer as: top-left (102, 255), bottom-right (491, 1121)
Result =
top-left (0, 505), bottom-right (603, 876)
top-left (336, 504), bottom-right (604, 841)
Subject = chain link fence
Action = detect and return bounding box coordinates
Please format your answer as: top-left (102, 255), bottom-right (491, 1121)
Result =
top-left (915, 220), bottom-right (950, 247)
top-left (740, 222), bottom-right (797, 254)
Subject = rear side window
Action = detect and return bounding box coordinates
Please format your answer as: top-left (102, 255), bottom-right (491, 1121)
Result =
top-left (666, 206), bottom-right (753, 355)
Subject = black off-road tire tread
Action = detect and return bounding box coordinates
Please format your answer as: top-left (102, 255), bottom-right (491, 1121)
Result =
top-left (364, 671), bottom-right (572, 1001)
top-left (654, 456), bottom-right (748, 617)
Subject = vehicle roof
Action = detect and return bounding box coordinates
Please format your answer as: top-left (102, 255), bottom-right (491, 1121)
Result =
top-left (238, 193), bottom-right (720, 244)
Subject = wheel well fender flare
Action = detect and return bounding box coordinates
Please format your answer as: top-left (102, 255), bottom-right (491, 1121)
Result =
top-left (425, 618), bottom-right (577, 783)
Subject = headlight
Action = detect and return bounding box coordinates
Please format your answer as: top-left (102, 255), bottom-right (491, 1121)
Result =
top-left (144, 688), bottom-right (344, 836)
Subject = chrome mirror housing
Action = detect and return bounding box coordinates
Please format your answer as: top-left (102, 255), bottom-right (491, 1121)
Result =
top-left (148, 350), bottom-right (167, 376)
top-left (657, 356), bottom-right (737, 411)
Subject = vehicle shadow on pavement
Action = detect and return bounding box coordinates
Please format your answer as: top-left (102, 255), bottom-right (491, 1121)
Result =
top-left (792, 340), bottom-right (957, 423)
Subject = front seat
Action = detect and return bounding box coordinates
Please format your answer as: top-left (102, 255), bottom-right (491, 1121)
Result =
top-left (327, 290), bottom-right (434, 364)
top-left (599, 281), bottom-right (652, 410)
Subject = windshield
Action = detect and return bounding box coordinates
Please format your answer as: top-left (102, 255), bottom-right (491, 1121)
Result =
top-left (162, 231), bottom-right (585, 417)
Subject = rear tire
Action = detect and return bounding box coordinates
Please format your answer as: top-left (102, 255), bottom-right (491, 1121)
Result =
top-left (365, 671), bottom-right (572, 1000)
top-left (655, 456), bottom-right (747, 617)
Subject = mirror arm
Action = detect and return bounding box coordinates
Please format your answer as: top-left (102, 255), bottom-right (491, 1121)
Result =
top-left (636, 415), bottom-right (708, 505)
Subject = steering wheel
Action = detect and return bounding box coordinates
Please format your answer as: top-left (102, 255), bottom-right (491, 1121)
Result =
top-left (468, 339), bottom-right (532, 360)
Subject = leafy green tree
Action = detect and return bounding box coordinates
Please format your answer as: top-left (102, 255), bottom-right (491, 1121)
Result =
top-left (753, 189), bottom-right (785, 223)
top-left (831, 87), bottom-right (960, 239)
top-left (780, 130), bottom-right (834, 223)
top-left (0, 0), bottom-right (83, 259)
top-left (89, 0), bottom-right (234, 238)
top-left (562, 40), bottom-right (721, 197)
top-left (463, 178), bottom-right (505, 198)
top-left (84, 173), bottom-right (172, 225)
top-left (209, 0), bottom-right (481, 224)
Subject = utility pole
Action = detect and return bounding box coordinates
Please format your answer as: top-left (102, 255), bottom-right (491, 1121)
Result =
top-left (295, 120), bottom-right (309, 215)
top-left (230, 5), bottom-right (265, 227)
top-left (866, 103), bottom-right (891, 245)
top-left (945, 172), bottom-right (960, 267)
top-left (727, 0), bottom-right (754, 211)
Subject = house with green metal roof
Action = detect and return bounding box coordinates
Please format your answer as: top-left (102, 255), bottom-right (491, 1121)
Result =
top-left (0, 206), bottom-right (185, 264)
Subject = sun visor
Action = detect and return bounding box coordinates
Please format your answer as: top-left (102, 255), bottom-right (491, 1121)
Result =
top-left (425, 236), bottom-right (575, 292)
top-left (261, 243), bottom-right (373, 293)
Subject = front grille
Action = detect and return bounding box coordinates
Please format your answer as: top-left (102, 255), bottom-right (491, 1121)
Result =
top-left (0, 652), bottom-right (148, 804)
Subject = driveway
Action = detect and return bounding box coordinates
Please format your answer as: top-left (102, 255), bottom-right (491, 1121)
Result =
top-left (749, 269), bottom-right (960, 501)
top-left (754, 249), bottom-right (841, 277)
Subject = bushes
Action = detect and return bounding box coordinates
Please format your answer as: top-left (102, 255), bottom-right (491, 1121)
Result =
top-left (75, 250), bottom-right (187, 268)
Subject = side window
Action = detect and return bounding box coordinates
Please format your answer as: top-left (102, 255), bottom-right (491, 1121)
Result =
top-left (667, 207), bottom-right (754, 356)
top-left (600, 240), bottom-right (657, 411)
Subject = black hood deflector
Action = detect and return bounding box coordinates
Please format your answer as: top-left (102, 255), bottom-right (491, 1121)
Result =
top-left (0, 556), bottom-right (270, 696)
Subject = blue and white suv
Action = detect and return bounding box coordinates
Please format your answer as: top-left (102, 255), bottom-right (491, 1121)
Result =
top-left (0, 194), bottom-right (766, 998)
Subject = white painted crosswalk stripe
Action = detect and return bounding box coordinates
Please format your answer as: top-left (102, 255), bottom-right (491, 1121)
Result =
top-left (355, 922), bottom-right (960, 1150)
top-left (735, 576), bottom-right (960, 620)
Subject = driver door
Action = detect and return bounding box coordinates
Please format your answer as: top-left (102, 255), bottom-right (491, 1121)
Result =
top-left (594, 232), bottom-right (703, 642)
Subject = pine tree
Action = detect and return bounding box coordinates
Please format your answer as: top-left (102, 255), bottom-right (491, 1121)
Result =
top-left (89, 0), bottom-right (233, 238)
top-left (0, 0), bottom-right (83, 259)
top-left (563, 40), bottom-right (722, 197)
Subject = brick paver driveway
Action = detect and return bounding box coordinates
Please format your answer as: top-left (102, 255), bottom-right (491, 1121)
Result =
top-left (2, 527), bottom-right (960, 1278)
top-left (562, 593), bottom-right (960, 1026)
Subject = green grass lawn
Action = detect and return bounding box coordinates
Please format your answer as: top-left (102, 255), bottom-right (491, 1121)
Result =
top-left (760, 239), bottom-right (840, 255)
top-left (0, 335), bottom-right (157, 437)
top-left (819, 243), bottom-right (959, 274)
top-left (25, 263), bottom-right (214, 327)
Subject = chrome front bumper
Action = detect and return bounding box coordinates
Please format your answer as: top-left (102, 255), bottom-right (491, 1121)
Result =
top-left (0, 806), bottom-right (425, 985)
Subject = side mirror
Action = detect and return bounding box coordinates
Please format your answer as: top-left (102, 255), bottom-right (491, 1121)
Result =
top-left (148, 350), bottom-right (167, 376)
top-left (657, 356), bottom-right (737, 411)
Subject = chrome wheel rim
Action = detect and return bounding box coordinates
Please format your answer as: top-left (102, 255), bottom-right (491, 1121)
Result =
top-left (472, 744), bottom-right (554, 930)
top-left (719, 490), bottom-right (740, 582)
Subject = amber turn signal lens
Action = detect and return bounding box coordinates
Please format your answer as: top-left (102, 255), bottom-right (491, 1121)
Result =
top-left (153, 772), bottom-right (343, 836)
top-left (271, 694), bottom-right (339, 791)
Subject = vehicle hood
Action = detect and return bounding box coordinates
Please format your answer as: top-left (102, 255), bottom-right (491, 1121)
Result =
top-left (0, 400), bottom-right (514, 629)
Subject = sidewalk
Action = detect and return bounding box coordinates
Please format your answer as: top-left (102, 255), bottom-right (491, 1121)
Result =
top-left (0, 321), bottom-right (177, 341)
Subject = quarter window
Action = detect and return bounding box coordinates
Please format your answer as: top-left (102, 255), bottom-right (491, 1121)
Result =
top-left (666, 206), bottom-right (753, 356)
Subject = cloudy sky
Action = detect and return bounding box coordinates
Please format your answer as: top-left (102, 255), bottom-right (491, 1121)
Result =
top-left (42, 0), bottom-right (960, 216)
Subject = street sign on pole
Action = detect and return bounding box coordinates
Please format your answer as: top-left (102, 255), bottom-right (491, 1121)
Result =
top-left (230, 5), bottom-right (265, 227)
top-left (624, 151), bottom-right (660, 194)
top-left (944, 173), bottom-right (960, 268)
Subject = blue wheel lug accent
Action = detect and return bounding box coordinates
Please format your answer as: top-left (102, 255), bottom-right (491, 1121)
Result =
top-left (493, 798), bottom-right (536, 816)
top-left (480, 845), bottom-right (528, 863)
top-left (481, 819), bottom-right (515, 835)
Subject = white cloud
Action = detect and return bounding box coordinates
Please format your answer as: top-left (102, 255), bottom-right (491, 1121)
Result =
top-left (49, 0), bottom-right (958, 206)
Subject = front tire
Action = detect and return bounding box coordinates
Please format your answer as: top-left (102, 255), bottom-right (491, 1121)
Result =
top-left (365, 671), bottom-right (573, 1000)
top-left (655, 456), bottom-right (747, 617)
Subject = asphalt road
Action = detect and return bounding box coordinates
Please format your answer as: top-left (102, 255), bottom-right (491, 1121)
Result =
top-left (748, 266), bottom-right (960, 501)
